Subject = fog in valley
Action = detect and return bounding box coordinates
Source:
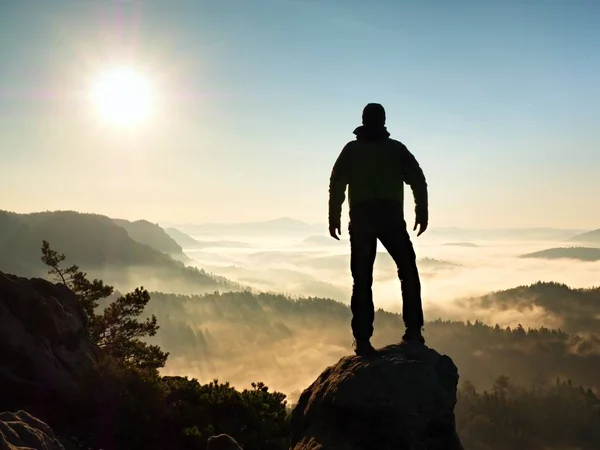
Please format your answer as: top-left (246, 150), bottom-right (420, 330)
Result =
top-left (178, 223), bottom-right (599, 327)
top-left (4, 209), bottom-right (599, 399)
top-left (136, 221), bottom-right (600, 398)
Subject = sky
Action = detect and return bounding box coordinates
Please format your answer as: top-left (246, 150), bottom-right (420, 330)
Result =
top-left (0, 0), bottom-right (598, 229)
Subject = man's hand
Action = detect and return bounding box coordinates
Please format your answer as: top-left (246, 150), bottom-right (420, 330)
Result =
top-left (329, 225), bottom-right (341, 240)
top-left (413, 214), bottom-right (428, 237)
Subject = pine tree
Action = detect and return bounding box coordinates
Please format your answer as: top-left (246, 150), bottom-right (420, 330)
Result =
top-left (41, 240), bottom-right (168, 370)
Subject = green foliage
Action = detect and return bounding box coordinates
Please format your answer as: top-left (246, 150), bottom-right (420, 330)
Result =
top-left (87, 361), bottom-right (289, 450)
top-left (83, 360), bottom-right (600, 450)
top-left (41, 240), bottom-right (113, 318)
top-left (456, 376), bottom-right (600, 450)
top-left (161, 377), bottom-right (289, 450)
top-left (85, 356), bottom-right (173, 450)
top-left (38, 240), bottom-right (290, 449)
top-left (41, 240), bottom-right (168, 371)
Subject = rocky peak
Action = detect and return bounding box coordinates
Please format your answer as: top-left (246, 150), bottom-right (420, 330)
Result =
top-left (290, 343), bottom-right (463, 450)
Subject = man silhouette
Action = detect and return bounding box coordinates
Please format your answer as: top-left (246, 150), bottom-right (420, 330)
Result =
top-left (328, 103), bottom-right (428, 355)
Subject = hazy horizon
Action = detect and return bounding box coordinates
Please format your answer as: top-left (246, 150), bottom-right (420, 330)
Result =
top-left (3, 207), bottom-right (595, 233)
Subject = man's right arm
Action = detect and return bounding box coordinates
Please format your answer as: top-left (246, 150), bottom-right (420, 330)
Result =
top-left (328, 144), bottom-right (352, 229)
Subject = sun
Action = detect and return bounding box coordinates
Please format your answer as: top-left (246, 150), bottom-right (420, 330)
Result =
top-left (90, 67), bottom-right (155, 126)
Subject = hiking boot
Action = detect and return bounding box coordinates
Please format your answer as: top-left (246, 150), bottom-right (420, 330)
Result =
top-left (402, 327), bottom-right (425, 344)
top-left (353, 339), bottom-right (376, 356)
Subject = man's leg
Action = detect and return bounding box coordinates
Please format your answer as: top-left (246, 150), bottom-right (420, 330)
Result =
top-left (378, 225), bottom-right (424, 338)
top-left (349, 224), bottom-right (378, 344)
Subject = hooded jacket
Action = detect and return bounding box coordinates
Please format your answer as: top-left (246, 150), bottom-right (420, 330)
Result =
top-left (328, 125), bottom-right (428, 228)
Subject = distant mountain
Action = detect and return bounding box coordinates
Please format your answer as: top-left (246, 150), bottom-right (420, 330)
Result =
top-left (163, 218), bottom-right (587, 241)
top-left (165, 227), bottom-right (250, 249)
top-left (112, 218), bottom-right (186, 258)
top-left (168, 217), bottom-right (324, 237)
top-left (464, 281), bottom-right (600, 335)
top-left (444, 242), bottom-right (479, 248)
top-left (520, 247), bottom-right (600, 262)
top-left (568, 229), bottom-right (600, 245)
top-left (0, 210), bottom-right (237, 293)
top-left (165, 227), bottom-right (202, 248)
top-left (427, 227), bottom-right (585, 242)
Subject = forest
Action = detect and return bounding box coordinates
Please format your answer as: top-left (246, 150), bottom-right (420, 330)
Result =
top-left (143, 288), bottom-right (600, 394)
top-left (456, 376), bottom-right (600, 450)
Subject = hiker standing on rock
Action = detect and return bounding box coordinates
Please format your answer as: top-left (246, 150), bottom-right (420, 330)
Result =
top-left (328, 103), bottom-right (428, 356)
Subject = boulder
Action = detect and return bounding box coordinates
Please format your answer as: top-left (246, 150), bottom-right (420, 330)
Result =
top-left (0, 410), bottom-right (64, 449)
top-left (0, 272), bottom-right (101, 419)
top-left (290, 343), bottom-right (464, 450)
top-left (207, 434), bottom-right (243, 450)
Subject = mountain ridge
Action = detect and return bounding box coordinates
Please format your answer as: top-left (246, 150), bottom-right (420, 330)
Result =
top-left (0, 210), bottom-right (237, 293)
top-left (112, 218), bottom-right (185, 256)
top-left (520, 247), bottom-right (600, 262)
top-left (568, 228), bottom-right (600, 245)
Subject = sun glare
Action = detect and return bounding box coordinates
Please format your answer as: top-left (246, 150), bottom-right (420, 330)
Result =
top-left (90, 67), bottom-right (155, 126)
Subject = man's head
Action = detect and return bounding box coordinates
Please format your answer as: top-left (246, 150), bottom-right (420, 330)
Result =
top-left (362, 103), bottom-right (386, 127)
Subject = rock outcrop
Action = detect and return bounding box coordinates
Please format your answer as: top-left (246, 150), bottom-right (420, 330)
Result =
top-left (0, 272), bottom-right (101, 420)
top-left (290, 343), bottom-right (464, 450)
top-left (0, 410), bottom-right (64, 449)
top-left (207, 434), bottom-right (243, 450)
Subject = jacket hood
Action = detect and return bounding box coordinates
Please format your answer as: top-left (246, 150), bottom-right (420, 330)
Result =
top-left (353, 125), bottom-right (390, 141)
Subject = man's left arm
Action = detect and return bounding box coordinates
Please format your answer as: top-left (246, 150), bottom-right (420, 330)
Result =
top-left (399, 144), bottom-right (429, 236)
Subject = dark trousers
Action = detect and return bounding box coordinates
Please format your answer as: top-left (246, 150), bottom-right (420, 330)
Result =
top-left (349, 200), bottom-right (424, 340)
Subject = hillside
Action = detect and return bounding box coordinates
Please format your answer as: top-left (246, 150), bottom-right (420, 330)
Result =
top-left (568, 228), bottom-right (600, 245)
top-left (113, 218), bottom-right (186, 258)
top-left (461, 281), bottom-right (600, 335)
top-left (146, 288), bottom-right (600, 395)
top-left (0, 210), bottom-right (235, 293)
top-left (521, 246), bottom-right (600, 261)
top-left (165, 227), bottom-right (203, 248)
